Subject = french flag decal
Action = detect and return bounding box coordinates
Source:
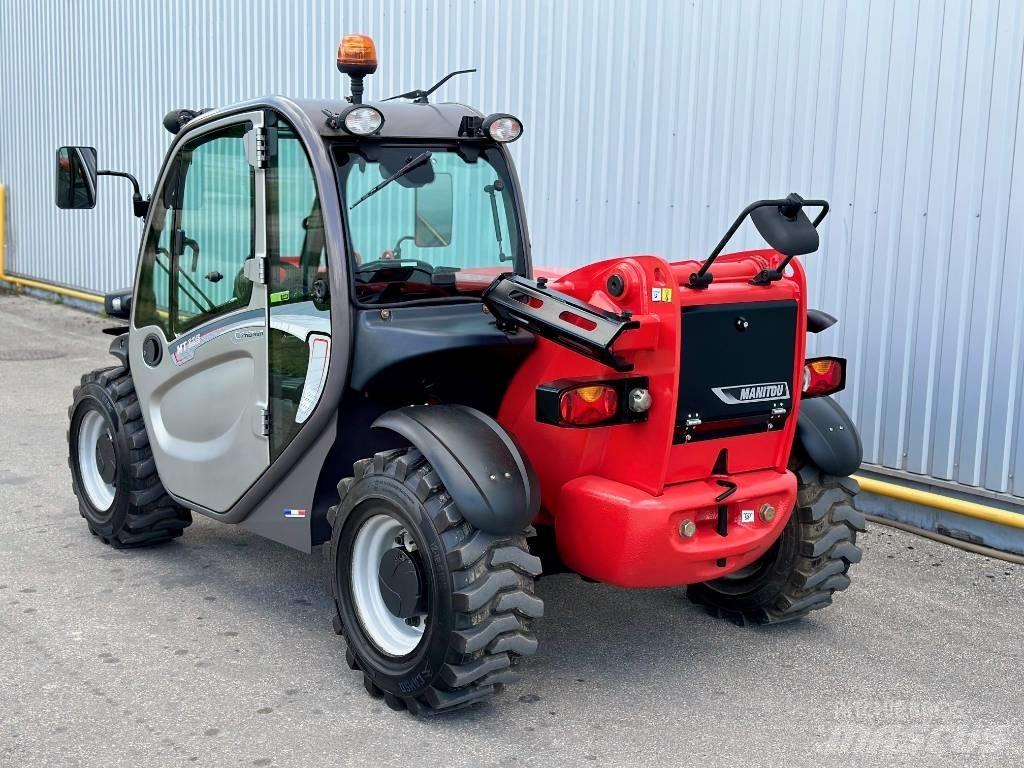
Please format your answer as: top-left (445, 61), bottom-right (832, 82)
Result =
top-left (283, 509), bottom-right (307, 519)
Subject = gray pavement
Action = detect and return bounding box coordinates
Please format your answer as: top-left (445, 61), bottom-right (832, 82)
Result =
top-left (1, 291), bottom-right (1021, 768)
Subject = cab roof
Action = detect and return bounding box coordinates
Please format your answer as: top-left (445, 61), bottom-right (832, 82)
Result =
top-left (299, 97), bottom-right (484, 139)
top-left (183, 95), bottom-right (485, 141)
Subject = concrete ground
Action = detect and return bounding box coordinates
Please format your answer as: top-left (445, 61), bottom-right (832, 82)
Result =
top-left (1, 291), bottom-right (1021, 768)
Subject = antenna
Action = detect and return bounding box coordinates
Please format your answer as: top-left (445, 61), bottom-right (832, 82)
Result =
top-left (384, 69), bottom-right (477, 104)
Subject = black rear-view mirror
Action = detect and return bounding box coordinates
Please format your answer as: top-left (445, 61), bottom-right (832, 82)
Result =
top-left (750, 199), bottom-right (819, 257)
top-left (55, 146), bottom-right (98, 209)
top-left (688, 194), bottom-right (830, 288)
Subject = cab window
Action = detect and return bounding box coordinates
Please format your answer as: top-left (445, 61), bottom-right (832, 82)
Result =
top-left (267, 124), bottom-right (330, 460)
top-left (334, 145), bottom-right (524, 306)
top-left (134, 123), bottom-right (255, 337)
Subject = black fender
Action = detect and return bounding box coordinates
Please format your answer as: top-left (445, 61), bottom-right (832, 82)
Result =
top-left (796, 395), bottom-right (863, 477)
top-left (372, 404), bottom-right (540, 535)
top-left (108, 332), bottom-right (129, 368)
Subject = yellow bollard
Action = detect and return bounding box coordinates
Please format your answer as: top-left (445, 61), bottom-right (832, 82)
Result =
top-left (0, 183), bottom-right (105, 304)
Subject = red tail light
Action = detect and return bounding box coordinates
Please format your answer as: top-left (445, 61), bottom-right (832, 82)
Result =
top-left (559, 385), bottom-right (619, 426)
top-left (803, 357), bottom-right (846, 398)
top-left (536, 377), bottom-right (649, 428)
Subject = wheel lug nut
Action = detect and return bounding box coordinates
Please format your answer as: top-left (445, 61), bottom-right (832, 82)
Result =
top-left (679, 519), bottom-right (697, 538)
top-left (759, 503), bottom-right (776, 522)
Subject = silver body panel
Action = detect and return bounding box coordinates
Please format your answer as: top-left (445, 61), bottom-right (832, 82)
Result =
top-left (128, 110), bottom-right (271, 514)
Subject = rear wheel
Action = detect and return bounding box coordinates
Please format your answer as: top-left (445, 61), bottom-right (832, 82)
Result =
top-left (68, 366), bottom-right (191, 547)
top-left (327, 448), bottom-right (542, 715)
top-left (687, 451), bottom-right (865, 624)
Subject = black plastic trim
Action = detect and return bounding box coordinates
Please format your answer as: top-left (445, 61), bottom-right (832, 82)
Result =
top-left (349, 303), bottom-right (533, 392)
top-left (141, 334), bottom-right (163, 368)
top-left (108, 333), bottom-right (129, 368)
top-left (807, 309), bottom-right (838, 334)
top-left (372, 405), bottom-right (540, 535)
top-left (796, 395), bottom-right (863, 477)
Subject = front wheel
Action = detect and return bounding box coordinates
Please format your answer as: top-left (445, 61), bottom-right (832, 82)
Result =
top-left (68, 366), bottom-right (191, 547)
top-left (687, 451), bottom-right (865, 625)
top-left (326, 448), bottom-right (542, 715)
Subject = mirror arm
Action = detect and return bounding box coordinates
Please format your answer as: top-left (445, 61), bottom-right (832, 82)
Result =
top-left (810, 201), bottom-right (830, 228)
top-left (97, 169), bottom-right (141, 198)
top-left (98, 169), bottom-right (150, 219)
top-left (688, 198), bottom-right (830, 290)
top-left (688, 200), bottom-right (763, 289)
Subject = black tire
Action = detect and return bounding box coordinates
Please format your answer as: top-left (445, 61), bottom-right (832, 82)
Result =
top-left (68, 366), bottom-right (191, 547)
top-left (687, 450), bottom-right (865, 625)
top-left (326, 448), bottom-right (542, 715)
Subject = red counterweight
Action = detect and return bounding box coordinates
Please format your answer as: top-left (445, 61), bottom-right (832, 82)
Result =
top-left (497, 250), bottom-right (809, 587)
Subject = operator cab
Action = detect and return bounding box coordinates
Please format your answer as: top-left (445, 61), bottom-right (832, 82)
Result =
top-left (54, 34), bottom-right (535, 536)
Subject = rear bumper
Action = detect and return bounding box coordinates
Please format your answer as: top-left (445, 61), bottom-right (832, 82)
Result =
top-left (554, 469), bottom-right (796, 587)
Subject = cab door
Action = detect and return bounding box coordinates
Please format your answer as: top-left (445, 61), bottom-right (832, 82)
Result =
top-left (129, 111), bottom-right (270, 513)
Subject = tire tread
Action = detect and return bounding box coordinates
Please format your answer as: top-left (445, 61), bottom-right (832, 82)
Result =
top-left (69, 366), bottom-right (190, 548)
top-left (328, 447), bottom-right (541, 715)
top-left (687, 451), bottom-right (862, 625)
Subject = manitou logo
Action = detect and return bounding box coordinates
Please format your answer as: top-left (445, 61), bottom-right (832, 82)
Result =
top-left (712, 381), bottom-right (791, 405)
top-left (739, 384), bottom-right (787, 401)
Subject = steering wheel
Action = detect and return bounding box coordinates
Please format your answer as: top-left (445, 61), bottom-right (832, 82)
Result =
top-left (392, 235), bottom-right (415, 259)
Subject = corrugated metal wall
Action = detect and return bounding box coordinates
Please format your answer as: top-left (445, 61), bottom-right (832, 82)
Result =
top-left (1, 0), bottom-right (1022, 503)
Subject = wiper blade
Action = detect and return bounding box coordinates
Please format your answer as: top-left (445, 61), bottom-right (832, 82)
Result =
top-left (349, 151), bottom-right (432, 210)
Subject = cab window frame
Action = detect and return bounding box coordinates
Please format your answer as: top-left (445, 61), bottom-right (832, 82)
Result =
top-left (132, 118), bottom-right (258, 340)
top-left (169, 123), bottom-right (256, 335)
top-left (266, 118), bottom-right (332, 461)
top-left (331, 140), bottom-right (528, 310)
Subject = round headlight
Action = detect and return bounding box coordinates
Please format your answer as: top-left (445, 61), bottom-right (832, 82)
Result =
top-left (483, 113), bottom-right (523, 143)
top-left (343, 106), bottom-right (384, 136)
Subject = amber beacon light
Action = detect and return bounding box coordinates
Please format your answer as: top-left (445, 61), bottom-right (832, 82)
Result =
top-left (337, 34), bottom-right (378, 104)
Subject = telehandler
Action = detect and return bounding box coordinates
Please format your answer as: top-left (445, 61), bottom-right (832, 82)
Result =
top-left (59, 34), bottom-right (864, 714)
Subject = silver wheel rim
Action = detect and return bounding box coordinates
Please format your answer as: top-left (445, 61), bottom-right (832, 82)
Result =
top-left (77, 409), bottom-right (116, 511)
top-left (350, 513), bottom-right (427, 657)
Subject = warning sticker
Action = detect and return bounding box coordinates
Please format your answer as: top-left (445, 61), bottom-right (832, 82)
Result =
top-left (740, 509), bottom-right (756, 524)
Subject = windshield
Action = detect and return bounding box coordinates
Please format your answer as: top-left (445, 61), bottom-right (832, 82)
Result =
top-left (334, 145), bottom-right (525, 305)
